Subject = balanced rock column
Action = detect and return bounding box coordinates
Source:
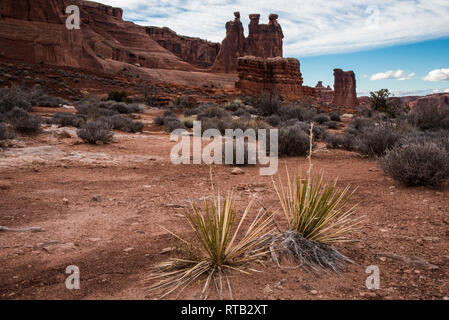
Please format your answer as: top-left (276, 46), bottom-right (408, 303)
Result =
top-left (332, 69), bottom-right (358, 107)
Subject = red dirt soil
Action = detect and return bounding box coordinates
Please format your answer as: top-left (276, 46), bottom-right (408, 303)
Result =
top-left (0, 109), bottom-right (448, 300)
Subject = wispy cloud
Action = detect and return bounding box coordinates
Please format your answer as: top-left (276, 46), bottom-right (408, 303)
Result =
top-left (370, 70), bottom-right (415, 81)
top-left (95, 0), bottom-right (449, 57)
top-left (423, 68), bottom-right (449, 81)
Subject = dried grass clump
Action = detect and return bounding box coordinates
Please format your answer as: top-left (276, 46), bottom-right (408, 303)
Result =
top-left (148, 193), bottom-right (275, 299)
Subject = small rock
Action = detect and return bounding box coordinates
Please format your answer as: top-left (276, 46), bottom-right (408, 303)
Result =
top-left (231, 168), bottom-right (244, 175)
top-left (379, 256), bottom-right (387, 262)
top-left (263, 285), bottom-right (273, 295)
top-left (62, 198), bottom-right (69, 206)
top-left (379, 228), bottom-right (389, 233)
top-left (92, 195), bottom-right (104, 202)
top-left (123, 247), bottom-right (135, 252)
top-left (443, 296), bottom-right (449, 300)
top-left (310, 290), bottom-right (318, 295)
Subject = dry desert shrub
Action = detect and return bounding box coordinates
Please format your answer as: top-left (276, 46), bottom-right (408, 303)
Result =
top-left (76, 120), bottom-right (114, 144)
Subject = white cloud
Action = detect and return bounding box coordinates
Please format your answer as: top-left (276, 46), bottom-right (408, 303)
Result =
top-left (95, 0), bottom-right (449, 57)
top-left (432, 88), bottom-right (449, 93)
top-left (369, 70), bottom-right (414, 81)
top-left (423, 68), bottom-right (449, 81)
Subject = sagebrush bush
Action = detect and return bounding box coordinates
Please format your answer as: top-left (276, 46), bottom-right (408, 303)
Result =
top-left (200, 117), bottom-right (227, 134)
top-left (0, 87), bottom-right (33, 113)
top-left (408, 101), bottom-right (449, 130)
top-left (48, 112), bottom-right (86, 128)
top-left (77, 120), bottom-right (114, 144)
top-left (278, 125), bottom-right (311, 156)
top-left (278, 104), bottom-right (316, 122)
top-left (197, 105), bottom-right (230, 120)
top-left (348, 117), bottom-right (376, 132)
top-left (0, 122), bottom-right (15, 140)
top-left (380, 137), bottom-right (449, 187)
top-left (329, 111), bottom-right (341, 122)
top-left (266, 114), bottom-right (281, 127)
top-left (101, 115), bottom-right (144, 133)
top-left (313, 114), bottom-right (330, 124)
top-left (164, 118), bottom-right (186, 132)
top-left (255, 91), bottom-right (280, 116)
top-left (324, 133), bottom-right (345, 149)
top-left (325, 121), bottom-right (339, 129)
top-left (354, 123), bottom-right (401, 157)
top-left (6, 107), bottom-right (41, 134)
top-left (231, 118), bottom-right (271, 132)
top-left (107, 90), bottom-right (129, 103)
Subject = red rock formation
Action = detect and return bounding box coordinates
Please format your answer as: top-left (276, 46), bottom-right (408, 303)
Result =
top-left (211, 12), bottom-right (284, 73)
top-left (0, 0), bottom-right (196, 74)
top-left (315, 81), bottom-right (334, 104)
top-left (332, 69), bottom-right (358, 107)
top-left (235, 56), bottom-right (316, 100)
top-left (145, 27), bottom-right (220, 69)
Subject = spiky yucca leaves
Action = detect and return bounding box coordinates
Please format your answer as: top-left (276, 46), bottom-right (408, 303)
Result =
top-left (147, 193), bottom-right (275, 299)
top-left (271, 170), bottom-right (363, 271)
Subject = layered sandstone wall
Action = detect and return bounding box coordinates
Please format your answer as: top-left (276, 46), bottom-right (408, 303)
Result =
top-left (0, 0), bottom-right (196, 74)
top-left (235, 56), bottom-right (316, 100)
top-left (146, 27), bottom-right (220, 69)
top-left (332, 69), bottom-right (358, 107)
top-left (211, 12), bottom-right (284, 73)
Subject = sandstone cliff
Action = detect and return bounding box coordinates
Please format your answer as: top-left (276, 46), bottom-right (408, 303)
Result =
top-left (211, 12), bottom-right (284, 73)
top-left (235, 56), bottom-right (316, 100)
top-left (146, 27), bottom-right (220, 69)
top-left (0, 0), bottom-right (196, 74)
top-left (332, 69), bottom-right (358, 107)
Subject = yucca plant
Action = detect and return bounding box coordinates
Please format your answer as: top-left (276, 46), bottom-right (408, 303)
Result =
top-left (147, 193), bottom-right (275, 299)
top-left (270, 124), bottom-right (363, 272)
top-left (271, 170), bottom-right (362, 272)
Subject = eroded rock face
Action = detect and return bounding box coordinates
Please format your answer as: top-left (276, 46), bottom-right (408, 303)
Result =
top-left (315, 81), bottom-right (334, 104)
top-left (146, 27), bottom-right (220, 69)
top-left (211, 12), bottom-right (284, 73)
top-left (0, 0), bottom-right (195, 74)
top-left (332, 69), bottom-right (358, 107)
top-left (235, 56), bottom-right (316, 100)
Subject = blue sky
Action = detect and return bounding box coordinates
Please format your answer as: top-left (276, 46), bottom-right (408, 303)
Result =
top-left (97, 0), bottom-right (449, 96)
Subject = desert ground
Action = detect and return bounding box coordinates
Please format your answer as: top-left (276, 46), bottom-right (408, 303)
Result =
top-left (1, 107), bottom-right (448, 300)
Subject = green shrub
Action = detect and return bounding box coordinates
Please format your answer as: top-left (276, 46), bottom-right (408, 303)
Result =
top-left (107, 90), bottom-right (129, 103)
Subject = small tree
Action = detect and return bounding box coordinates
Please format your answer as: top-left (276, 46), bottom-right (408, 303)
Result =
top-left (369, 89), bottom-right (390, 113)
